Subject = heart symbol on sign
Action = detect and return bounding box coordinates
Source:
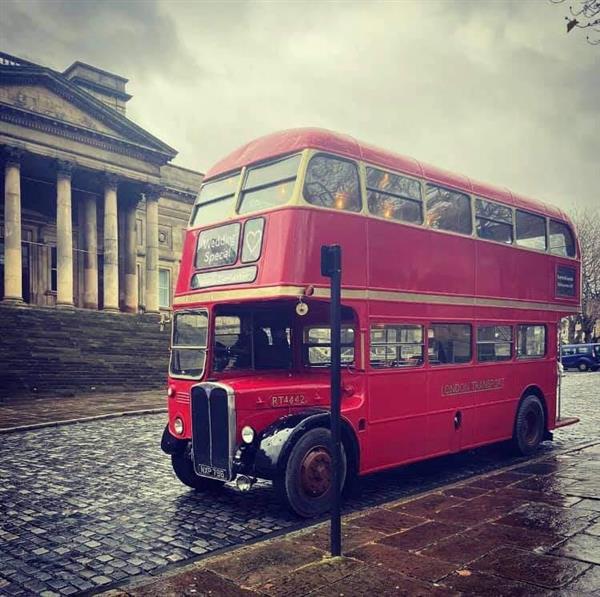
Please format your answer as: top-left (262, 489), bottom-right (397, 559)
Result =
top-left (245, 230), bottom-right (262, 256)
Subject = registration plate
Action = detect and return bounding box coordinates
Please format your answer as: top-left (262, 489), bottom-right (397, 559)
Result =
top-left (198, 464), bottom-right (227, 480)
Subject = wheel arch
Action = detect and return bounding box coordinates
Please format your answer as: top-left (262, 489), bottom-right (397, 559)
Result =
top-left (515, 385), bottom-right (548, 432)
top-left (253, 409), bottom-right (360, 480)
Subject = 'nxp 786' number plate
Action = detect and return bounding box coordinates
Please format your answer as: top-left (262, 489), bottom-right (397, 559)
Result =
top-left (198, 464), bottom-right (227, 480)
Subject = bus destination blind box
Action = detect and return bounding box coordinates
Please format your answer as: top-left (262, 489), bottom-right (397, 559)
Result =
top-left (321, 244), bottom-right (343, 557)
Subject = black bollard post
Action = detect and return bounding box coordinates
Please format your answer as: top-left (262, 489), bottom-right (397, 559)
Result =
top-left (321, 244), bottom-right (342, 557)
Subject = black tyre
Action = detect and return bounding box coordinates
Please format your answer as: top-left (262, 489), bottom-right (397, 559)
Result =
top-left (171, 445), bottom-right (225, 492)
top-left (275, 427), bottom-right (346, 518)
top-left (578, 361), bottom-right (589, 372)
top-left (512, 395), bottom-right (545, 456)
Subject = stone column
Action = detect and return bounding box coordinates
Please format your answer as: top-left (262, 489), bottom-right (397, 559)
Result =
top-left (144, 186), bottom-right (160, 313)
top-left (123, 197), bottom-right (138, 313)
top-left (83, 194), bottom-right (98, 309)
top-left (2, 147), bottom-right (24, 303)
top-left (103, 174), bottom-right (119, 312)
top-left (56, 160), bottom-right (74, 308)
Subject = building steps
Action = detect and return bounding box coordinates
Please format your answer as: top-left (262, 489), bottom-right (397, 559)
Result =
top-left (0, 304), bottom-right (170, 400)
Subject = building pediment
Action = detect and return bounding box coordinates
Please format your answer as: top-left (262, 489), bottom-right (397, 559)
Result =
top-left (0, 65), bottom-right (176, 164)
top-left (0, 83), bottom-right (120, 136)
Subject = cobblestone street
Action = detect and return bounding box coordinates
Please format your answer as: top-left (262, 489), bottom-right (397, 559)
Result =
top-left (0, 373), bottom-right (598, 595)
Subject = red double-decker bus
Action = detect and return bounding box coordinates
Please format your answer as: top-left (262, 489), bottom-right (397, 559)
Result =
top-left (161, 128), bottom-right (580, 517)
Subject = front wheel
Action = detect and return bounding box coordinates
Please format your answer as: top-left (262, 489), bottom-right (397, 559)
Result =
top-left (512, 395), bottom-right (545, 456)
top-left (275, 427), bottom-right (346, 518)
top-left (171, 446), bottom-right (225, 492)
top-left (578, 361), bottom-right (589, 372)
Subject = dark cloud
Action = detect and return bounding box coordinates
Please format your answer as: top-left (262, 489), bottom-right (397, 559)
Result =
top-left (1, 0), bottom-right (598, 212)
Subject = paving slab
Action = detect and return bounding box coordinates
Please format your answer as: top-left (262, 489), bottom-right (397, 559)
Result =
top-left (0, 390), bottom-right (165, 431)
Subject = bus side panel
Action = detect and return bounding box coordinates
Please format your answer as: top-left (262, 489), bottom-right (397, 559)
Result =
top-left (364, 369), bottom-right (428, 471)
top-left (368, 220), bottom-right (476, 298)
top-left (271, 209), bottom-right (368, 290)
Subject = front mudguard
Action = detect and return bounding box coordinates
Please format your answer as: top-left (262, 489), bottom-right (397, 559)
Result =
top-left (160, 424), bottom-right (187, 456)
top-left (252, 409), bottom-right (359, 480)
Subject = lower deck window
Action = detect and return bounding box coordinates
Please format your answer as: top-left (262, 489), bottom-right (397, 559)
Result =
top-left (477, 325), bottom-right (512, 362)
top-left (517, 325), bottom-right (546, 358)
top-left (304, 326), bottom-right (355, 366)
top-left (429, 324), bottom-right (472, 364)
top-left (370, 324), bottom-right (424, 368)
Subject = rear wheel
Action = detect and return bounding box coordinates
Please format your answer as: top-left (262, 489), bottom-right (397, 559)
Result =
top-left (275, 427), bottom-right (346, 518)
top-left (578, 361), bottom-right (589, 372)
top-left (171, 445), bottom-right (225, 492)
top-left (512, 395), bottom-right (545, 456)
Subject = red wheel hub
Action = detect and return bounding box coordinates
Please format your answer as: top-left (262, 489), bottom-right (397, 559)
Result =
top-left (300, 447), bottom-right (332, 497)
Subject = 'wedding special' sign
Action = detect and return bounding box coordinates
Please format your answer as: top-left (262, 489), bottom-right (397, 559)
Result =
top-left (196, 223), bottom-right (240, 269)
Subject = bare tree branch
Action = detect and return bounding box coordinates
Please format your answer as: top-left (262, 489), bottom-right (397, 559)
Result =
top-left (567, 208), bottom-right (600, 342)
top-left (552, 0), bottom-right (600, 43)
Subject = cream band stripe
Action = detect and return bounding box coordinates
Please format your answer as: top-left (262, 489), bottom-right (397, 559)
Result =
top-left (173, 285), bottom-right (579, 313)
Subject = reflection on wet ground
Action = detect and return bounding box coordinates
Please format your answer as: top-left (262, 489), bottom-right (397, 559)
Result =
top-left (125, 441), bottom-right (600, 596)
top-left (0, 373), bottom-right (598, 595)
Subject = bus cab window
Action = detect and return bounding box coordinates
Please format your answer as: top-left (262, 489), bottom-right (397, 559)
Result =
top-left (429, 324), bottom-right (472, 365)
top-left (213, 313), bottom-right (293, 372)
top-left (303, 155), bottom-right (361, 212)
top-left (304, 326), bottom-right (355, 366)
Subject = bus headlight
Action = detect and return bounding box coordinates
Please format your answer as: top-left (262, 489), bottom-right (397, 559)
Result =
top-left (173, 417), bottom-right (184, 436)
top-left (241, 426), bottom-right (255, 444)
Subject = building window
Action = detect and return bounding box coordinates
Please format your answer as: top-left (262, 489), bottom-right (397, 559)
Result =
top-left (50, 246), bottom-right (57, 292)
top-left (370, 324), bottom-right (424, 368)
top-left (159, 268), bottom-right (171, 308)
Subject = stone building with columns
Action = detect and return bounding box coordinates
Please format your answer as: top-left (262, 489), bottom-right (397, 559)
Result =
top-left (0, 52), bottom-right (202, 315)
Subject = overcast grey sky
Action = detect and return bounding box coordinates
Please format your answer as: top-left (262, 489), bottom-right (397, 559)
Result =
top-left (1, 0), bottom-right (598, 212)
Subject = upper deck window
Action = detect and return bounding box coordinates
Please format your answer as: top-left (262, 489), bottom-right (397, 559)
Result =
top-left (516, 210), bottom-right (546, 251)
top-left (191, 172), bottom-right (240, 228)
top-left (238, 154), bottom-right (301, 215)
top-left (549, 220), bottom-right (576, 258)
top-left (475, 198), bottom-right (513, 244)
top-left (366, 167), bottom-right (422, 224)
top-left (303, 155), bottom-right (361, 212)
top-left (425, 185), bottom-right (472, 235)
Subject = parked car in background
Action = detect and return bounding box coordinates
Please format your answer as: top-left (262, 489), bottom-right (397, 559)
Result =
top-left (560, 343), bottom-right (600, 371)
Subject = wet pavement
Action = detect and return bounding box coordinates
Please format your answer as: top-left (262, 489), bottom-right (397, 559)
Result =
top-left (0, 372), bottom-right (598, 595)
top-left (112, 442), bottom-right (600, 596)
top-left (0, 391), bottom-right (165, 432)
